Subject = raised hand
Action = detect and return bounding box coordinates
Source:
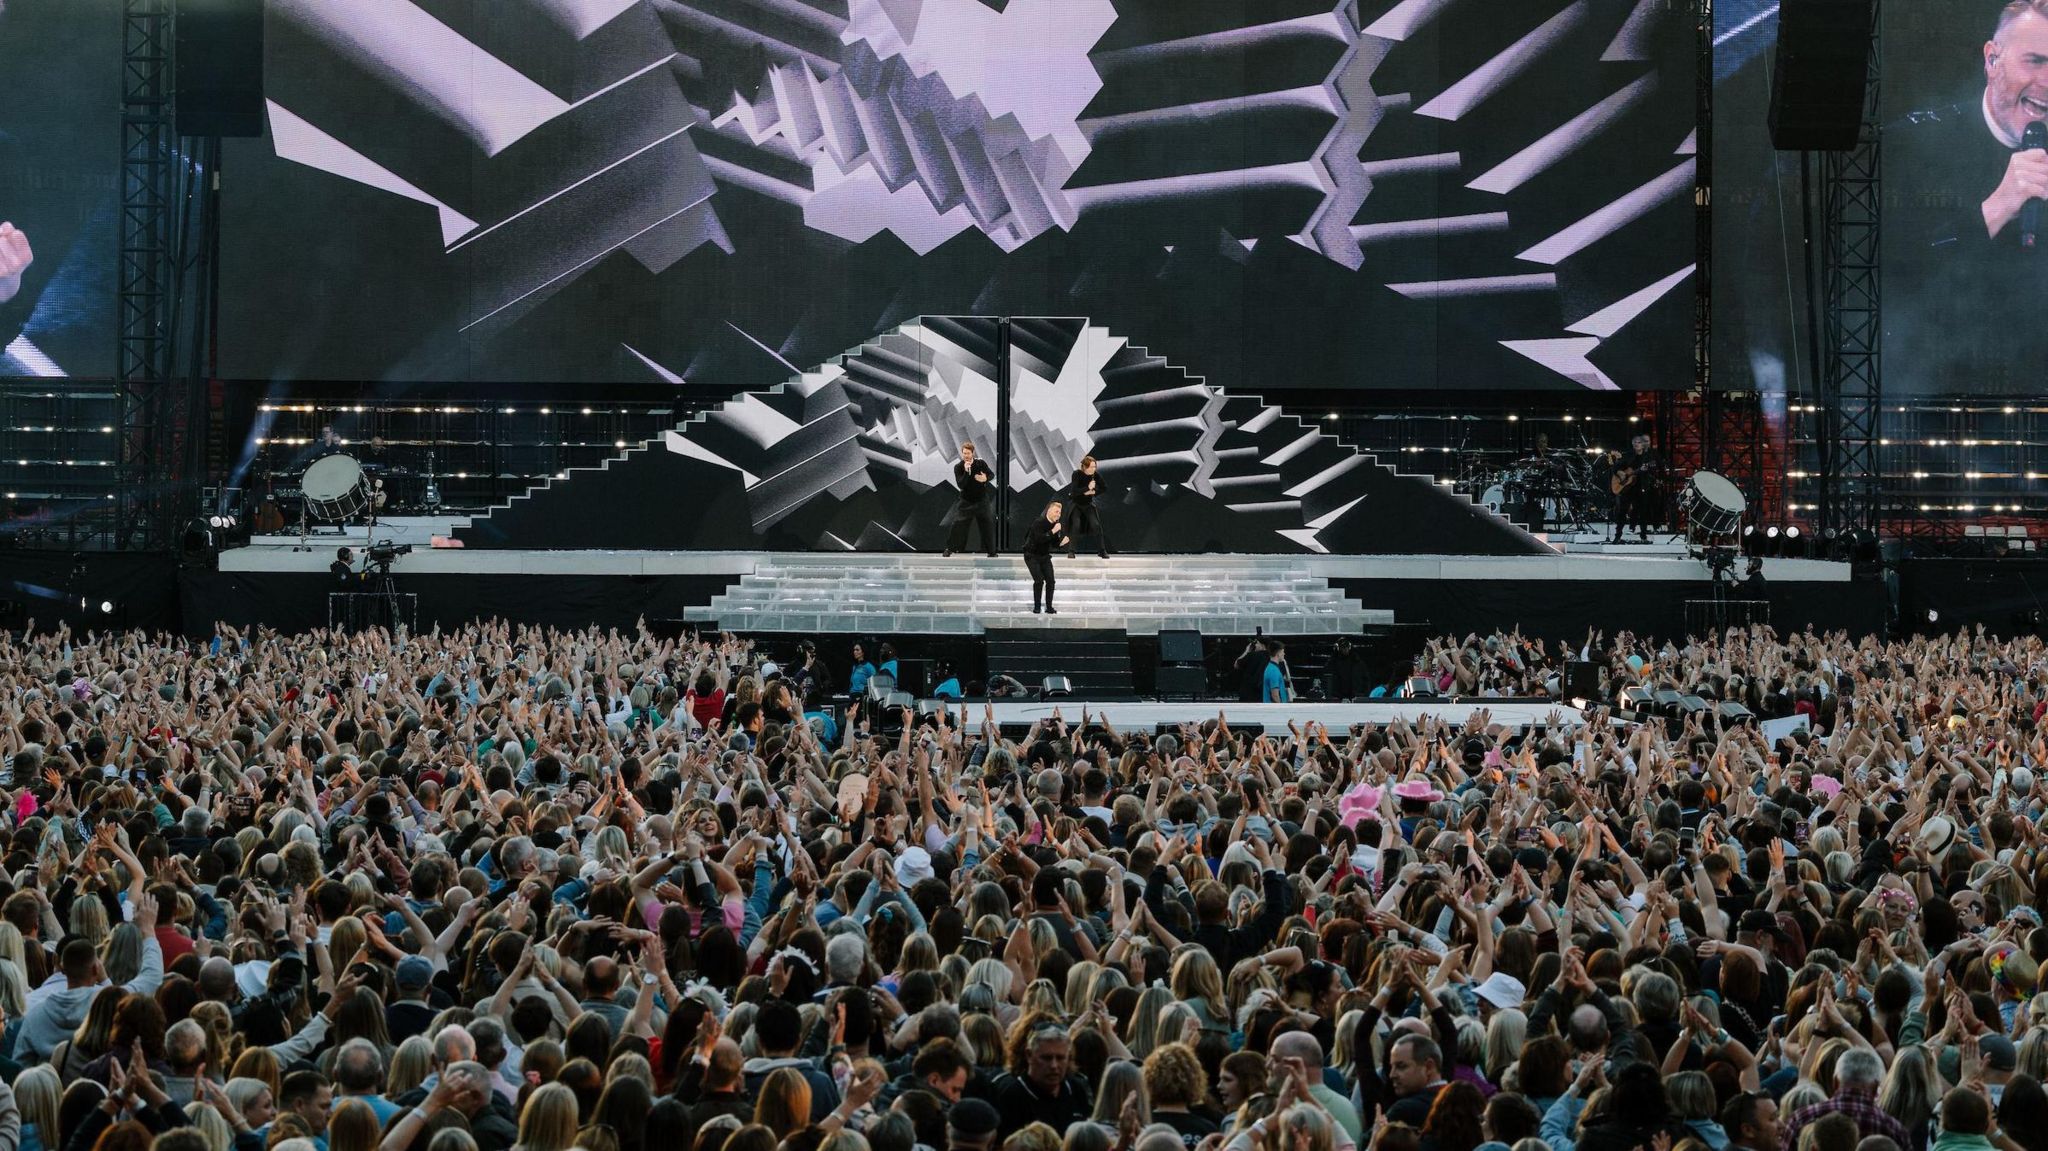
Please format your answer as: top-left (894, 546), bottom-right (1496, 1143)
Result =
top-left (0, 224), bottom-right (32, 305)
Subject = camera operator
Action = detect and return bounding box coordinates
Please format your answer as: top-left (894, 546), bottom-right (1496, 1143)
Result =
top-left (331, 546), bottom-right (360, 587)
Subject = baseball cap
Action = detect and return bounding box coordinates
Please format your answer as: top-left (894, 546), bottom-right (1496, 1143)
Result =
top-left (1738, 909), bottom-right (1788, 942)
top-left (1982, 1034), bottom-right (2018, 1072)
top-left (396, 955), bottom-right (434, 989)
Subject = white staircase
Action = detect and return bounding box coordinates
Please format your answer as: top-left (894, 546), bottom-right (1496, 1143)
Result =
top-left (682, 554), bottom-right (1392, 636)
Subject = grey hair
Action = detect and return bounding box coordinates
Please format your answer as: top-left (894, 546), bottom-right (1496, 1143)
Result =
top-left (1837, 1047), bottom-right (1884, 1089)
top-left (826, 932), bottom-right (868, 983)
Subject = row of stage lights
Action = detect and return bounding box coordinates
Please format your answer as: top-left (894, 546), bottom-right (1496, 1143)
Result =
top-left (257, 404), bottom-right (632, 415)
top-left (254, 437), bottom-right (635, 450)
top-left (1318, 412), bottom-right (1641, 424)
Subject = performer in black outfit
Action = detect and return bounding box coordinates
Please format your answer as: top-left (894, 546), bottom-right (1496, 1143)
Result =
top-left (1885, 1), bottom-right (2048, 393)
top-left (1022, 501), bottom-right (1070, 614)
top-left (942, 442), bottom-right (998, 557)
top-left (1064, 454), bottom-right (1110, 558)
top-left (1608, 433), bottom-right (1661, 543)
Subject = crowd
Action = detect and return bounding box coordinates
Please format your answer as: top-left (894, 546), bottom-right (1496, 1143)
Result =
top-left (0, 617), bottom-right (2045, 1151)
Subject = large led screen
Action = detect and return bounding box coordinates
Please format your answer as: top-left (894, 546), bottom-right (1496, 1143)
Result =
top-left (1884, 0), bottom-right (2048, 395)
top-left (0, 0), bottom-right (120, 380)
top-left (218, 0), bottom-right (1699, 392)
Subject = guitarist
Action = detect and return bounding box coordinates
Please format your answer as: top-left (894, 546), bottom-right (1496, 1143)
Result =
top-left (1608, 432), bottom-right (1661, 543)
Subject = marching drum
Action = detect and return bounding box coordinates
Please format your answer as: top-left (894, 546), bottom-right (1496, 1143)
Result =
top-left (301, 453), bottom-right (371, 521)
top-left (1678, 470), bottom-right (1746, 539)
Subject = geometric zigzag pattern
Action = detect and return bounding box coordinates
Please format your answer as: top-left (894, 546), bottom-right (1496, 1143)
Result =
top-left (456, 316), bottom-right (1557, 556)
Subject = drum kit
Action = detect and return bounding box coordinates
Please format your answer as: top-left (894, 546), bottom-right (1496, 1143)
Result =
top-left (1471, 448), bottom-right (1751, 552)
top-left (262, 445), bottom-right (444, 549)
top-left (1473, 451), bottom-right (1607, 532)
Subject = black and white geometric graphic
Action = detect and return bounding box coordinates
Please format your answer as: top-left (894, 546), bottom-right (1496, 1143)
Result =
top-left (454, 316), bottom-right (1554, 556)
top-left (216, 0), bottom-right (1697, 391)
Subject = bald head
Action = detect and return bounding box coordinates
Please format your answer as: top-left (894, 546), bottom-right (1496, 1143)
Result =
top-left (432, 1025), bottom-right (476, 1070)
top-left (585, 956), bottom-right (621, 998)
top-left (199, 957), bottom-right (238, 1002)
top-left (707, 1038), bottom-right (744, 1088)
top-left (1567, 1004), bottom-right (1610, 1054)
top-left (1271, 1032), bottom-right (1324, 1065)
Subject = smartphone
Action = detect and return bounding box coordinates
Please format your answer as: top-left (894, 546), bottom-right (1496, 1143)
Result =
top-left (1454, 845), bottom-right (1471, 868)
top-left (1515, 828), bottom-right (1539, 845)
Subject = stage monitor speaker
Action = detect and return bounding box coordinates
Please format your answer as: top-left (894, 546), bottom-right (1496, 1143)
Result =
top-left (1768, 0), bottom-right (1873, 151)
top-left (1157, 629), bottom-right (1203, 665)
top-left (892, 658), bottom-right (929, 697)
top-left (1154, 666), bottom-right (1208, 698)
top-left (176, 0), bottom-right (265, 137)
top-left (1563, 660), bottom-right (1600, 701)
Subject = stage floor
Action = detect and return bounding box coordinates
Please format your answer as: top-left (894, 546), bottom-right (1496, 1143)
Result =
top-left (222, 523), bottom-right (1853, 584)
top-left (976, 699), bottom-right (1584, 730)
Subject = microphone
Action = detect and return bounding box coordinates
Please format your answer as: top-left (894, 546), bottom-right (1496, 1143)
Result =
top-left (2025, 121), bottom-right (2048, 249)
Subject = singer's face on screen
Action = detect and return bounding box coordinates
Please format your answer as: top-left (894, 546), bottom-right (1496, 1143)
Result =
top-left (1987, 11), bottom-right (2048, 143)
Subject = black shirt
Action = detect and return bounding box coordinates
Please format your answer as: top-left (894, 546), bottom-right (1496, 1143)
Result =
top-left (1887, 93), bottom-right (2048, 393)
top-left (331, 559), bottom-right (357, 587)
top-left (993, 1073), bottom-right (1090, 1140)
top-left (1067, 468), bottom-right (1102, 507)
top-left (954, 458), bottom-right (993, 505)
top-left (1022, 517), bottom-right (1068, 556)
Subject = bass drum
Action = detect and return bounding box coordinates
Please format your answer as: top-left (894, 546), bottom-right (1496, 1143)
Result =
top-left (1679, 470), bottom-right (1747, 539)
top-left (301, 453), bottom-right (370, 522)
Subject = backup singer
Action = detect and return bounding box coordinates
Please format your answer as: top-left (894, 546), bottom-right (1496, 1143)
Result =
top-left (1064, 454), bottom-right (1110, 558)
top-left (942, 441), bottom-right (998, 557)
top-left (1022, 501), bottom-right (1070, 614)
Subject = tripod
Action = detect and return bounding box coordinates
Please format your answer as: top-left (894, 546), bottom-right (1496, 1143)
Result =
top-left (366, 559), bottom-right (406, 633)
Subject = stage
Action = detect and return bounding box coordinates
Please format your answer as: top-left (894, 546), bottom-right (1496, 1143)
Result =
top-left (973, 699), bottom-right (1584, 731)
top-left (189, 520), bottom-right (1882, 645)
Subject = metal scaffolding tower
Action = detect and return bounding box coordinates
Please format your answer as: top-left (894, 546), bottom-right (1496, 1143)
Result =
top-left (115, 0), bottom-right (211, 551)
top-left (1817, 2), bottom-right (1882, 537)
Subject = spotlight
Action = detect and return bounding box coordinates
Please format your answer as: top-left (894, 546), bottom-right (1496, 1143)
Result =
top-left (1785, 526), bottom-right (1800, 539)
top-left (1765, 526), bottom-right (1780, 539)
top-left (1927, 608), bottom-right (1940, 623)
top-left (99, 601), bottom-right (113, 615)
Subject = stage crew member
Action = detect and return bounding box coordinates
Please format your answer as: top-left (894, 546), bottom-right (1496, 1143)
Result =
top-left (1065, 454), bottom-right (1111, 558)
top-left (943, 442), bottom-right (998, 557)
top-left (1022, 501), bottom-right (1070, 614)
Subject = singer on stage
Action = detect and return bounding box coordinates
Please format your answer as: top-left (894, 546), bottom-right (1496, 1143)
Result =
top-left (1065, 454), bottom-right (1110, 558)
top-left (1021, 501), bottom-right (1070, 614)
top-left (1889, 0), bottom-right (2048, 391)
top-left (942, 441), bottom-right (998, 557)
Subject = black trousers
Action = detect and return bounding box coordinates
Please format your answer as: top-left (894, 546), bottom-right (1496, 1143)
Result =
top-left (945, 504), bottom-right (997, 553)
top-left (1614, 483), bottom-right (1659, 536)
top-left (1024, 553), bottom-right (1055, 607)
top-left (1066, 503), bottom-right (1109, 555)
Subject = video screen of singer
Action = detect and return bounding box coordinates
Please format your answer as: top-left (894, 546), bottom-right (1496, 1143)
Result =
top-left (1889, 0), bottom-right (2048, 393)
